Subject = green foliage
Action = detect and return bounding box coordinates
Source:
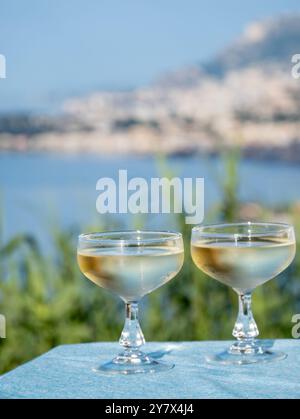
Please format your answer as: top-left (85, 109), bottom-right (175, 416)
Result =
top-left (0, 228), bottom-right (122, 373)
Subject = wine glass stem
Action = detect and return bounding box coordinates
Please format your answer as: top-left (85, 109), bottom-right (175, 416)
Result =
top-left (231, 292), bottom-right (259, 353)
top-left (119, 302), bottom-right (145, 352)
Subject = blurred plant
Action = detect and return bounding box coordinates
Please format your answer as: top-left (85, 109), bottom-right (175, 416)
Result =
top-left (219, 146), bottom-right (241, 222)
top-left (0, 225), bottom-right (123, 373)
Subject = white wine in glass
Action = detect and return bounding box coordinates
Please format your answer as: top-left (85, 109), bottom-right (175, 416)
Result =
top-left (78, 231), bottom-right (184, 374)
top-left (191, 222), bottom-right (296, 365)
top-left (78, 246), bottom-right (183, 302)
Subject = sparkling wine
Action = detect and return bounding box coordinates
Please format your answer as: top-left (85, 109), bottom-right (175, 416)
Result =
top-left (191, 238), bottom-right (296, 292)
top-left (78, 246), bottom-right (184, 301)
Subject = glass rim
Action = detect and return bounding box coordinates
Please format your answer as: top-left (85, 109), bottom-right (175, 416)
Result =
top-left (192, 221), bottom-right (294, 238)
top-left (78, 230), bottom-right (183, 245)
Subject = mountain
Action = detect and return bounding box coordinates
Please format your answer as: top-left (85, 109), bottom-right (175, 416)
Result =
top-left (204, 14), bottom-right (300, 76)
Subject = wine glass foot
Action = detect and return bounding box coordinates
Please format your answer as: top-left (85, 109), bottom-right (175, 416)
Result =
top-left (206, 346), bottom-right (287, 365)
top-left (94, 351), bottom-right (174, 375)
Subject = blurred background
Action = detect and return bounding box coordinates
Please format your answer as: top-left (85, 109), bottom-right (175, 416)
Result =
top-left (1, 0), bottom-right (300, 373)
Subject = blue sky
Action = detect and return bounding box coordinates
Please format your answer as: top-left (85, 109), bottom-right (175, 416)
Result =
top-left (0, 0), bottom-right (300, 112)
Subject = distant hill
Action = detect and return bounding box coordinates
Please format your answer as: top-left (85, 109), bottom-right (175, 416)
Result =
top-left (204, 14), bottom-right (300, 76)
top-left (159, 14), bottom-right (300, 86)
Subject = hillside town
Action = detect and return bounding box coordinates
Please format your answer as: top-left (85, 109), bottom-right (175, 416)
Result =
top-left (1, 15), bottom-right (300, 161)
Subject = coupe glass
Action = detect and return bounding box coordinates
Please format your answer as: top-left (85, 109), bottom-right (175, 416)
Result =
top-left (191, 222), bottom-right (296, 365)
top-left (77, 230), bottom-right (184, 374)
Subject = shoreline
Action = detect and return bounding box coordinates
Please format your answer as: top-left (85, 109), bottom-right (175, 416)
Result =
top-left (1, 146), bottom-right (300, 166)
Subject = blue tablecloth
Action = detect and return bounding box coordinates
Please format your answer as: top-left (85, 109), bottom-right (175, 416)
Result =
top-left (0, 340), bottom-right (299, 399)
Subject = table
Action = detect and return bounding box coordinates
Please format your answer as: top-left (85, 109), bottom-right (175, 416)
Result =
top-left (0, 340), bottom-right (299, 399)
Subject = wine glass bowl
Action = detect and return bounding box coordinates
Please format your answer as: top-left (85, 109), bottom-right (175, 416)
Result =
top-left (77, 230), bottom-right (184, 374)
top-left (191, 222), bottom-right (296, 365)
